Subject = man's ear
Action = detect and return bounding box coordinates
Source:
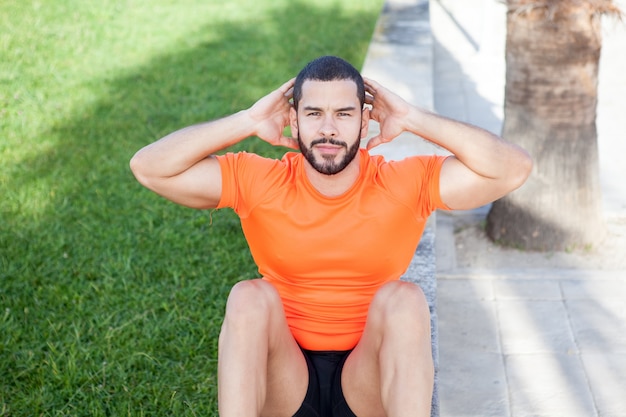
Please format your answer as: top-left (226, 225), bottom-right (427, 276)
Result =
top-left (289, 107), bottom-right (299, 138)
top-left (360, 107), bottom-right (370, 139)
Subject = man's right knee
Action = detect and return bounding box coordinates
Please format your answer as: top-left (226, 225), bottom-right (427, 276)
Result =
top-left (222, 279), bottom-right (280, 331)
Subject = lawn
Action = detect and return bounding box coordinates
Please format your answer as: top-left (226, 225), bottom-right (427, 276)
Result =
top-left (0, 0), bottom-right (383, 414)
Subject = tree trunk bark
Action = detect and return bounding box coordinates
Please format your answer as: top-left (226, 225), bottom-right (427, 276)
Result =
top-left (486, 1), bottom-right (606, 251)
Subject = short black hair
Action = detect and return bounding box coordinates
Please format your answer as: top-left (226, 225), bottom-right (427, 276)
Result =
top-left (293, 56), bottom-right (365, 111)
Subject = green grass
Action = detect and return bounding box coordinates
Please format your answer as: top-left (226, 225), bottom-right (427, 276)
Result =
top-left (0, 0), bottom-right (383, 414)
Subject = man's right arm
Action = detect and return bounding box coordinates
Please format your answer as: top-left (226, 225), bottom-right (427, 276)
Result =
top-left (129, 79), bottom-right (297, 209)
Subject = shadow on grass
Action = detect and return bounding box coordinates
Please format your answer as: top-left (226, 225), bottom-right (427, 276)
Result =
top-left (1, 1), bottom-right (380, 414)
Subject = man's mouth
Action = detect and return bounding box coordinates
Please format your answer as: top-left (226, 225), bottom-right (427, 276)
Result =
top-left (311, 138), bottom-right (347, 148)
top-left (311, 138), bottom-right (347, 154)
top-left (314, 143), bottom-right (345, 157)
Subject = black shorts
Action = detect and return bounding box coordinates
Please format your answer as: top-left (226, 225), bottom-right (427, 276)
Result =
top-left (292, 349), bottom-right (357, 417)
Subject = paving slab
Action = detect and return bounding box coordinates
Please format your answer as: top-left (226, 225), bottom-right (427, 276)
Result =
top-left (566, 299), bottom-right (626, 353)
top-left (437, 278), bottom-right (494, 302)
top-left (560, 278), bottom-right (626, 300)
top-left (505, 353), bottom-right (597, 417)
top-left (493, 279), bottom-right (562, 301)
top-left (438, 349), bottom-right (509, 417)
top-left (438, 299), bottom-right (500, 353)
top-left (498, 300), bottom-right (579, 355)
top-left (581, 352), bottom-right (626, 416)
top-left (437, 280), bottom-right (508, 417)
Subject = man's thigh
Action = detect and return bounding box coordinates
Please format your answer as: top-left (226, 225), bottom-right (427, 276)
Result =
top-left (262, 326), bottom-right (309, 417)
top-left (340, 281), bottom-right (434, 417)
top-left (249, 280), bottom-right (310, 417)
top-left (220, 279), bottom-right (309, 417)
top-left (339, 304), bottom-right (387, 417)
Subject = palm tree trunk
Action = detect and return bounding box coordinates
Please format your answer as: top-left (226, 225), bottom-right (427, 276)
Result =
top-left (486, 0), bottom-right (611, 251)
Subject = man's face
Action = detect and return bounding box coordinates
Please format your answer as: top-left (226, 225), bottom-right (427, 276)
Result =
top-left (291, 80), bottom-right (368, 175)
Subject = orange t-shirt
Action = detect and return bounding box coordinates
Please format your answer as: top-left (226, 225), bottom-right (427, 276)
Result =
top-left (216, 149), bottom-right (448, 351)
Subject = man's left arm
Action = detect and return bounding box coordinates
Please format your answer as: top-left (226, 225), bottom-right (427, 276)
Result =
top-left (364, 78), bottom-right (532, 210)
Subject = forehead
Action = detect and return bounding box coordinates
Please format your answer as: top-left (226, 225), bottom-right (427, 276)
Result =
top-left (299, 79), bottom-right (360, 107)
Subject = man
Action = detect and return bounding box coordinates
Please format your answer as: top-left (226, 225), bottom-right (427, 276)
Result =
top-left (130, 56), bottom-right (532, 417)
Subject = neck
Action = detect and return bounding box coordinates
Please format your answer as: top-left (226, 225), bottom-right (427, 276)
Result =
top-left (303, 151), bottom-right (361, 197)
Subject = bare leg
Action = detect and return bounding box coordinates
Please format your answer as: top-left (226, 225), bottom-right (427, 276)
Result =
top-left (341, 281), bottom-right (434, 417)
top-left (218, 279), bottom-right (309, 417)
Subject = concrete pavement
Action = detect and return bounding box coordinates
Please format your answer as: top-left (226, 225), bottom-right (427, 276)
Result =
top-left (362, 0), bottom-right (626, 416)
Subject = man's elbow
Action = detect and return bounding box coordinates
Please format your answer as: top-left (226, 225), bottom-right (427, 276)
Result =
top-left (510, 151), bottom-right (533, 191)
top-left (129, 150), bottom-right (152, 188)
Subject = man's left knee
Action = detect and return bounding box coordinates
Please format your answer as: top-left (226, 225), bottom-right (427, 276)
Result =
top-left (371, 281), bottom-right (430, 323)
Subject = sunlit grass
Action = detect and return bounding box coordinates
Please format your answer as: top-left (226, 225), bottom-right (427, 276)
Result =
top-left (1, 0), bottom-right (383, 414)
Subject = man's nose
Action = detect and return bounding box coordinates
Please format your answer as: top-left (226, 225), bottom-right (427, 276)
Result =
top-left (319, 115), bottom-right (338, 137)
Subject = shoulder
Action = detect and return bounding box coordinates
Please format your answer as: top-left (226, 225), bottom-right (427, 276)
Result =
top-left (366, 152), bottom-right (450, 209)
top-left (216, 151), bottom-right (278, 166)
top-left (217, 151), bottom-right (304, 196)
top-left (366, 151), bottom-right (447, 180)
top-left (216, 151), bottom-right (302, 175)
top-left (216, 151), bottom-right (300, 208)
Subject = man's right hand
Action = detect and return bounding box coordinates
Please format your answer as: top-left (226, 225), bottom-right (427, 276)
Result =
top-left (246, 78), bottom-right (299, 150)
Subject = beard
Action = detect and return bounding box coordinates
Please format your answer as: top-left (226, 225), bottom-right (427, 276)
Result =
top-left (298, 134), bottom-right (361, 175)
